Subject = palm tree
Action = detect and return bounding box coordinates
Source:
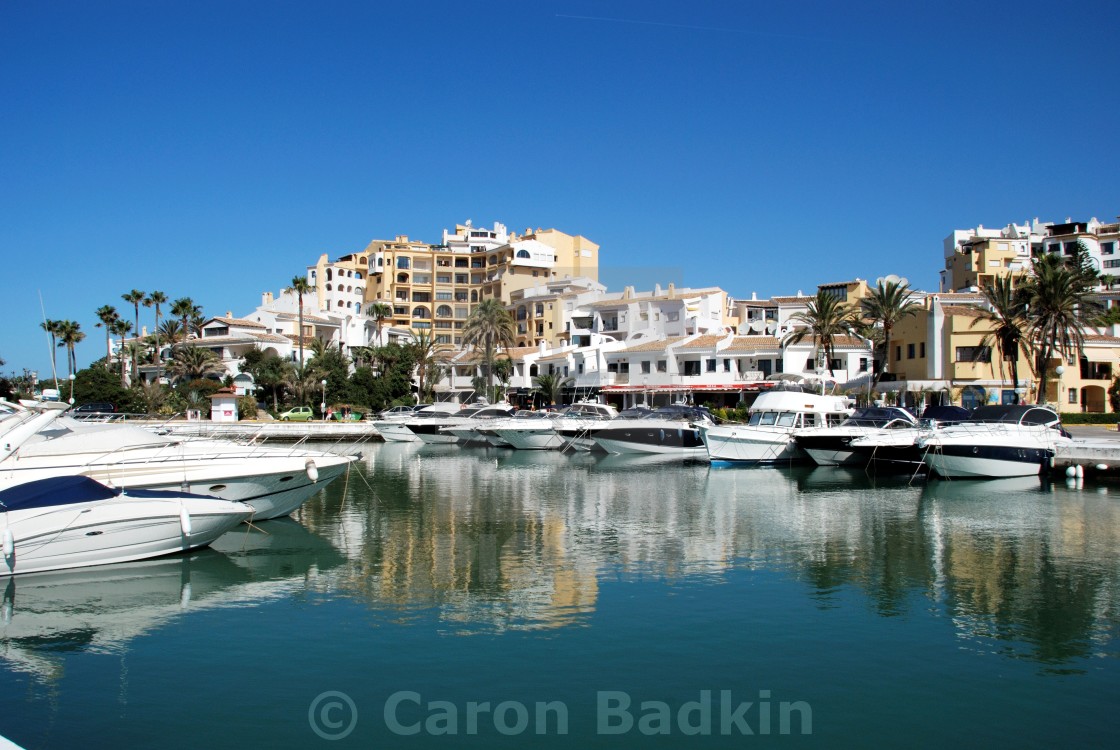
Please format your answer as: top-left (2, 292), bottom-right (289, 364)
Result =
top-left (170, 297), bottom-right (196, 344)
top-left (166, 346), bottom-right (224, 383)
top-left (532, 372), bottom-right (573, 409)
top-left (784, 291), bottom-right (861, 377)
top-left (410, 329), bottom-right (440, 403)
top-left (860, 280), bottom-right (922, 387)
top-left (158, 319), bottom-right (185, 346)
top-left (461, 298), bottom-right (515, 401)
top-left (54, 320), bottom-right (85, 380)
top-left (122, 290), bottom-right (145, 382)
top-left (94, 305), bottom-right (120, 371)
top-left (1021, 252), bottom-right (1102, 404)
top-left (366, 302), bottom-right (392, 347)
top-left (970, 276), bottom-right (1031, 403)
top-left (285, 275), bottom-right (314, 368)
top-left (39, 319), bottom-right (61, 387)
top-left (281, 363), bottom-right (321, 406)
top-left (145, 291), bottom-right (168, 365)
top-left (109, 318), bottom-right (133, 386)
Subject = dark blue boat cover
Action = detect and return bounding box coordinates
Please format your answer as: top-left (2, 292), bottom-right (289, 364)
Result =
top-left (0, 476), bottom-right (119, 511)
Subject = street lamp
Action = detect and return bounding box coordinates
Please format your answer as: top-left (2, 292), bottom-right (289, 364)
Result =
top-left (321, 379), bottom-right (328, 421)
top-left (68, 372), bottom-right (75, 405)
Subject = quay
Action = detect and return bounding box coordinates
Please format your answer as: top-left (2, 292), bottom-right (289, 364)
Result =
top-left (1054, 425), bottom-right (1120, 475)
top-left (159, 419), bottom-right (382, 442)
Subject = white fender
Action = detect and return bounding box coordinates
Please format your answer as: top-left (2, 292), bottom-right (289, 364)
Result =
top-left (2, 528), bottom-right (13, 558)
top-left (305, 459), bottom-right (319, 483)
top-left (179, 506), bottom-right (192, 537)
top-left (1076, 464), bottom-right (1085, 478)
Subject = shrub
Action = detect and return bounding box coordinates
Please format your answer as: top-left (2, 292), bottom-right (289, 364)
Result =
top-left (237, 396), bottom-right (258, 420)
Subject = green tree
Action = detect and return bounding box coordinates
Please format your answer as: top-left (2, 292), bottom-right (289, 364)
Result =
top-left (410, 329), bottom-right (440, 403)
top-left (366, 302), bottom-right (392, 347)
top-left (461, 298), bottom-right (515, 401)
top-left (282, 363), bottom-right (322, 408)
top-left (1022, 252), bottom-right (1102, 404)
top-left (40, 319), bottom-right (61, 387)
top-left (239, 347), bottom-right (292, 411)
top-left (121, 289), bottom-right (146, 382)
top-left (532, 372), bottom-right (573, 408)
top-left (94, 305), bottom-right (120, 371)
top-left (860, 280), bottom-right (922, 386)
top-left (71, 364), bottom-right (139, 412)
top-left (491, 355), bottom-right (514, 403)
top-left (285, 275), bottom-right (314, 368)
top-left (109, 318), bottom-right (133, 386)
top-left (971, 276), bottom-right (1031, 403)
top-left (785, 290), bottom-right (861, 377)
top-left (54, 320), bottom-right (85, 381)
top-left (170, 297), bottom-right (196, 344)
top-left (145, 290), bottom-right (168, 365)
top-left (167, 346), bottom-right (224, 383)
top-left (159, 319), bottom-right (185, 346)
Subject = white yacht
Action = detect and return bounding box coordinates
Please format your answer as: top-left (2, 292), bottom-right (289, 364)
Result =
top-left (847, 404), bottom-right (970, 472)
top-left (494, 402), bottom-right (619, 450)
top-left (370, 403), bottom-right (459, 442)
top-left (472, 410), bottom-right (555, 447)
top-left (700, 390), bottom-right (852, 465)
top-left (437, 405), bottom-right (518, 444)
top-left (593, 404), bottom-right (714, 456)
top-left (0, 475), bottom-right (251, 576)
top-left (919, 405), bottom-right (1071, 478)
top-left (793, 406), bottom-right (919, 467)
top-left (0, 404), bottom-right (353, 520)
top-left (554, 402), bottom-right (637, 451)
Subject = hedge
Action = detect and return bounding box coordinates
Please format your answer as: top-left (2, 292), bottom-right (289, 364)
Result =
top-left (1057, 412), bottom-right (1120, 425)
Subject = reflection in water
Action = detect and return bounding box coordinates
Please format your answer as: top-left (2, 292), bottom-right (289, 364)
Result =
top-left (299, 443), bottom-right (1120, 666)
top-left (0, 518), bottom-right (346, 686)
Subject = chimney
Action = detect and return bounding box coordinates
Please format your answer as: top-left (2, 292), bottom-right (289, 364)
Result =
top-left (226, 311), bottom-right (232, 319)
top-left (667, 282), bottom-right (675, 298)
top-left (751, 292), bottom-right (757, 301)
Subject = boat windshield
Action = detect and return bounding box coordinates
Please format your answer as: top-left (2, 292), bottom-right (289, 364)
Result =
top-left (841, 407), bottom-right (916, 428)
top-left (966, 405), bottom-right (1060, 426)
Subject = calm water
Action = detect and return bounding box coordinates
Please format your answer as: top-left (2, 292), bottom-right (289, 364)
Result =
top-left (2, 442), bottom-right (1119, 748)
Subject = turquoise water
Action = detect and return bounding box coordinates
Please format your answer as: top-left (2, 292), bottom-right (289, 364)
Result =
top-left (2, 442), bottom-right (1118, 748)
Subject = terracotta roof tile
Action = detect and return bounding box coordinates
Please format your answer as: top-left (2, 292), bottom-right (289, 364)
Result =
top-left (724, 336), bottom-right (780, 352)
top-left (676, 334), bottom-right (724, 350)
top-left (615, 336), bottom-right (688, 354)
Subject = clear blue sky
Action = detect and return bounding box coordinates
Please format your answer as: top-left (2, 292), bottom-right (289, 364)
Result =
top-left (2, 0), bottom-right (1116, 380)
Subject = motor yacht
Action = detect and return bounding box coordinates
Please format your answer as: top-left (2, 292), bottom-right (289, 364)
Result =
top-left (0, 404), bottom-right (353, 520)
top-left (593, 404), bottom-right (714, 456)
top-left (0, 475), bottom-right (251, 576)
top-left (793, 406), bottom-right (919, 467)
top-left (919, 405), bottom-right (1072, 478)
top-left (847, 405), bottom-right (970, 473)
top-left (555, 403), bottom-right (637, 451)
top-left (435, 405), bottom-right (518, 444)
top-left (494, 402), bottom-right (619, 450)
top-left (472, 410), bottom-right (555, 448)
top-left (370, 403), bottom-right (459, 442)
top-left (699, 390), bottom-right (853, 465)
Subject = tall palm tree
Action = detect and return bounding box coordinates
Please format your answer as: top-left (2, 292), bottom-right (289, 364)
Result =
top-left (366, 302), bottom-right (392, 347)
top-left (1022, 252), bottom-right (1102, 404)
top-left (54, 320), bottom-right (85, 380)
top-left (784, 291), bottom-right (861, 377)
top-left (109, 318), bottom-right (133, 386)
top-left (170, 297), bottom-right (196, 344)
top-left (281, 363), bottom-right (321, 406)
top-left (39, 319), bottom-right (61, 387)
top-left (970, 276), bottom-right (1031, 403)
top-left (122, 289), bottom-right (145, 382)
top-left (94, 305), bottom-right (120, 371)
top-left (285, 275), bottom-right (314, 368)
top-left (860, 280), bottom-right (922, 387)
top-left (145, 290), bottom-right (168, 365)
top-left (461, 298), bottom-right (515, 402)
top-left (158, 319), bottom-right (185, 346)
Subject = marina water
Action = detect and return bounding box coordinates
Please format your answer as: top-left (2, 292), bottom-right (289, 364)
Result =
top-left (2, 442), bottom-right (1118, 748)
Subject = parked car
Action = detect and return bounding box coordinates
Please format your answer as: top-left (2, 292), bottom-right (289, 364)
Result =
top-left (278, 406), bottom-right (315, 422)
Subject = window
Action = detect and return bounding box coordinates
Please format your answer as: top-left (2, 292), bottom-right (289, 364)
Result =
top-left (435, 291), bottom-right (452, 301)
top-left (859, 357), bottom-right (868, 372)
top-left (397, 257), bottom-right (410, 269)
top-left (955, 346), bottom-right (991, 363)
top-left (1068, 387), bottom-right (1078, 404)
top-left (920, 342), bottom-right (925, 358)
top-left (641, 361), bottom-right (651, 374)
top-left (706, 359), bottom-right (717, 372)
top-left (683, 361), bottom-right (701, 376)
top-left (1102, 242), bottom-right (1115, 256)
top-left (436, 305), bottom-right (453, 318)
top-left (907, 343), bottom-right (915, 359)
top-left (895, 345), bottom-right (901, 362)
top-left (516, 249), bottom-right (530, 259)
top-left (455, 274), bottom-right (468, 284)
top-left (1104, 259), bottom-right (1120, 269)
top-left (436, 274), bottom-right (451, 284)
top-left (723, 359), bottom-right (731, 372)
top-left (397, 273), bottom-right (409, 284)
top-left (412, 306), bottom-right (430, 319)
top-left (657, 360), bottom-right (667, 372)
top-left (455, 258), bottom-right (468, 268)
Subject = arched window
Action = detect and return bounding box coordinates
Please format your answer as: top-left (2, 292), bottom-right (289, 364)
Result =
top-left (436, 305), bottom-right (452, 318)
top-left (488, 255), bottom-right (498, 266)
top-left (325, 283), bottom-right (332, 291)
top-left (347, 285), bottom-right (353, 293)
top-left (397, 257), bottom-right (410, 269)
top-left (355, 272), bottom-right (362, 280)
top-left (326, 269), bottom-right (333, 281)
top-left (470, 290), bottom-right (479, 303)
top-left (354, 302), bottom-right (362, 313)
top-left (516, 249), bottom-right (530, 259)
top-left (355, 287), bottom-right (363, 297)
top-left (337, 300), bottom-right (346, 308)
top-left (397, 273), bottom-right (409, 284)
top-left (529, 364), bottom-right (539, 377)
top-left (412, 306), bottom-right (430, 319)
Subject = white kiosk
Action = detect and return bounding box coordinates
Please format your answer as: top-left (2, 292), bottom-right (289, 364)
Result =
top-left (209, 389), bottom-right (239, 423)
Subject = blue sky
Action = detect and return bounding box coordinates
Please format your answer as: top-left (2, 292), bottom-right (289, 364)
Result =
top-left (2, 0), bottom-right (1116, 379)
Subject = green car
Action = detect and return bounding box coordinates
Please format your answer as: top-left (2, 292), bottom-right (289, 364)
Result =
top-left (278, 406), bottom-right (315, 422)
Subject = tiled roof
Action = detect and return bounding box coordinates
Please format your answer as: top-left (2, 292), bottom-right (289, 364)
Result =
top-left (941, 305), bottom-right (987, 319)
top-left (770, 295), bottom-right (811, 304)
top-left (676, 334), bottom-right (725, 350)
top-left (616, 336), bottom-right (688, 354)
top-left (724, 336), bottom-right (780, 352)
top-left (205, 317), bottom-right (267, 329)
top-left (1084, 334), bottom-right (1120, 345)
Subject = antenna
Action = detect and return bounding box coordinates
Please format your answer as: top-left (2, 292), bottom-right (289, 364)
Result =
top-left (38, 289), bottom-right (59, 389)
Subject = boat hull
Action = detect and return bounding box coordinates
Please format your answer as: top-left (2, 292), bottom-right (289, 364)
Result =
top-left (594, 422), bottom-right (708, 456)
top-left (700, 425), bottom-right (804, 464)
top-left (923, 444), bottom-right (1051, 478)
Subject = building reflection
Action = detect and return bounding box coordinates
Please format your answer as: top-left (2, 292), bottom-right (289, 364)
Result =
top-left (300, 444), bottom-right (1120, 665)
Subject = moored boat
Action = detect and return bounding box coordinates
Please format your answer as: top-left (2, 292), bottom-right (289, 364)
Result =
top-left (700, 390), bottom-right (852, 465)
